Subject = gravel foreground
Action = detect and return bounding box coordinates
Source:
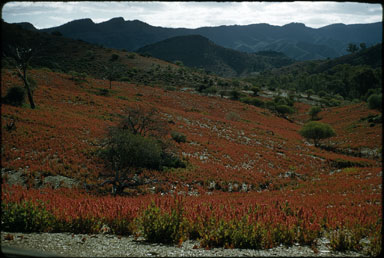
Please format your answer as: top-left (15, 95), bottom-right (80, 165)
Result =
top-left (1, 232), bottom-right (369, 257)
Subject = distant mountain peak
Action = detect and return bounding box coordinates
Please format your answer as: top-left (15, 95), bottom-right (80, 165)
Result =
top-left (103, 17), bottom-right (125, 24)
top-left (14, 22), bottom-right (37, 31)
top-left (283, 22), bottom-right (307, 28)
top-left (66, 18), bottom-right (94, 25)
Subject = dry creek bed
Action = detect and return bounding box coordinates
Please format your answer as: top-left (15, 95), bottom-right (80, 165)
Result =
top-left (1, 232), bottom-right (368, 257)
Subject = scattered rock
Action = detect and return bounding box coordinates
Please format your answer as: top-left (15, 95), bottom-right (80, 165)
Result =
top-left (1, 232), bottom-right (367, 257)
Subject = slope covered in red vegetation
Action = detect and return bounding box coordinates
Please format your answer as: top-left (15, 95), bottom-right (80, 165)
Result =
top-left (2, 68), bottom-right (380, 189)
top-left (1, 68), bottom-right (382, 253)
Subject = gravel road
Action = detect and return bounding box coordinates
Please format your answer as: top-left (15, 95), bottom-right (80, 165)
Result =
top-left (1, 232), bottom-right (368, 257)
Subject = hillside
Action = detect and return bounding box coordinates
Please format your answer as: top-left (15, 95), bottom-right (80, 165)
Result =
top-left (243, 43), bottom-right (382, 102)
top-left (34, 17), bottom-right (382, 61)
top-left (2, 66), bottom-right (381, 191)
top-left (137, 35), bottom-right (293, 77)
top-left (1, 21), bottom-right (240, 89)
top-left (1, 66), bottom-right (381, 253)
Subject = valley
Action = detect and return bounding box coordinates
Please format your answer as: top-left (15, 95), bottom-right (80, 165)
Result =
top-left (1, 19), bottom-right (382, 256)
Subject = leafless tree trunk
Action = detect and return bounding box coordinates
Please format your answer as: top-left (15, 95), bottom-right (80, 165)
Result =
top-left (6, 46), bottom-right (37, 109)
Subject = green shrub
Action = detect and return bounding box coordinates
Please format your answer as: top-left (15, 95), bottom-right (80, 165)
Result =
top-left (366, 229), bottom-right (382, 256)
top-left (120, 77), bottom-right (130, 82)
top-left (69, 71), bottom-right (87, 83)
top-left (230, 218), bottom-right (266, 249)
top-left (240, 97), bottom-right (253, 104)
top-left (250, 98), bottom-right (265, 108)
top-left (329, 229), bottom-right (362, 252)
top-left (202, 86), bottom-right (217, 95)
top-left (331, 158), bottom-right (369, 169)
top-left (367, 94), bottom-right (382, 111)
top-left (165, 86), bottom-right (176, 91)
top-left (1, 201), bottom-right (55, 232)
top-left (107, 218), bottom-right (135, 236)
top-left (100, 129), bottom-right (163, 171)
top-left (97, 88), bottom-right (110, 96)
top-left (171, 131), bottom-right (187, 143)
top-left (229, 89), bottom-right (241, 100)
top-left (240, 97), bottom-right (264, 107)
top-left (251, 86), bottom-right (260, 96)
top-left (265, 101), bottom-right (276, 111)
top-left (327, 98), bottom-right (341, 107)
top-left (318, 90), bottom-right (327, 98)
top-left (117, 95), bottom-right (129, 101)
top-left (140, 200), bottom-right (187, 244)
top-left (275, 104), bottom-right (294, 117)
top-left (160, 151), bottom-right (186, 169)
top-left (309, 106), bottom-right (322, 120)
top-left (3, 86), bottom-right (26, 106)
top-left (225, 111), bottom-right (241, 122)
top-left (62, 216), bottom-right (103, 234)
top-left (110, 53), bottom-right (119, 61)
top-left (199, 217), bottom-right (234, 248)
top-left (219, 90), bottom-right (228, 98)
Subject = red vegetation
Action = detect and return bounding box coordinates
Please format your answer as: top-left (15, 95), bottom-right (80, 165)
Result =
top-left (1, 68), bottom-right (382, 251)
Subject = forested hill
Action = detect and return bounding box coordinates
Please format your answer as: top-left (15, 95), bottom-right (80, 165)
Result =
top-left (137, 35), bottom-right (294, 77)
top-left (244, 43), bottom-right (382, 101)
top-left (17, 17), bottom-right (381, 61)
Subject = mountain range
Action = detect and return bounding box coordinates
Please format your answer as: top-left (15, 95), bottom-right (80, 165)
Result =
top-left (17, 17), bottom-right (382, 61)
top-left (137, 34), bottom-right (294, 77)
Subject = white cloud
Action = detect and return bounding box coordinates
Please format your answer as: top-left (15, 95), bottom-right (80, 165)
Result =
top-left (1, 1), bottom-right (382, 29)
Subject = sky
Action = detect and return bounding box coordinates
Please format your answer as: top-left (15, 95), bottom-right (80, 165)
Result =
top-left (1, 1), bottom-right (382, 30)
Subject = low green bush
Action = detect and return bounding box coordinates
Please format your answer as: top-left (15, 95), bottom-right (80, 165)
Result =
top-left (140, 201), bottom-right (187, 244)
top-left (225, 111), bottom-right (241, 122)
top-left (329, 229), bottom-right (362, 252)
top-left (171, 131), bottom-right (187, 143)
top-left (165, 86), bottom-right (176, 91)
top-left (1, 201), bottom-right (55, 232)
top-left (3, 86), bottom-right (26, 106)
top-left (367, 94), bottom-right (382, 111)
top-left (97, 88), bottom-right (110, 96)
top-left (309, 106), bottom-right (322, 121)
top-left (331, 158), bottom-right (369, 169)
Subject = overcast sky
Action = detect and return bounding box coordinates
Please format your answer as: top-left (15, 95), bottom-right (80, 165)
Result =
top-left (1, 1), bottom-right (382, 29)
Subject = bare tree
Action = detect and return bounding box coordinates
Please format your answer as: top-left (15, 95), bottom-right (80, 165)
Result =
top-left (118, 105), bottom-right (169, 138)
top-left (5, 46), bottom-right (38, 109)
top-left (104, 62), bottom-right (121, 89)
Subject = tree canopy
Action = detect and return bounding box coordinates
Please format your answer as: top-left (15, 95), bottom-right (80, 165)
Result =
top-left (299, 121), bottom-right (336, 146)
top-left (309, 106), bottom-right (322, 121)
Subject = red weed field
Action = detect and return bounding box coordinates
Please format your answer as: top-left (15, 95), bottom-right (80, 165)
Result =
top-left (1, 68), bottom-right (382, 254)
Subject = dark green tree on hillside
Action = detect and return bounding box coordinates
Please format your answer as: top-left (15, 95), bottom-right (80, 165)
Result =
top-left (100, 128), bottom-right (163, 196)
top-left (99, 106), bottom-right (184, 195)
top-left (306, 89), bottom-right (315, 100)
top-left (367, 94), bottom-right (382, 111)
top-left (299, 121), bottom-right (336, 147)
top-left (309, 106), bottom-right (322, 121)
top-left (352, 67), bottom-right (379, 97)
top-left (275, 104), bottom-right (294, 119)
top-left (104, 63), bottom-right (122, 89)
top-left (104, 54), bottom-right (123, 89)
top-left (347, 43), bottom-right (359, 54)
top-left (229, 89), bottom-right (241, 100)
top-left (251, 86), bottom-right (260, 96)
